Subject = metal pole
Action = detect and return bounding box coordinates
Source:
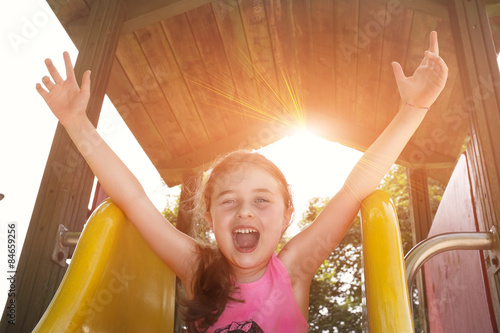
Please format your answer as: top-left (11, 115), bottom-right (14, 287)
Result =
top-left (405, 231), bottom-right (496, 289)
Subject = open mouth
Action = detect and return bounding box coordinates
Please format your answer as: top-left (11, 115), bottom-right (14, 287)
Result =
top-left (232, 227), bottom-right (260, 253)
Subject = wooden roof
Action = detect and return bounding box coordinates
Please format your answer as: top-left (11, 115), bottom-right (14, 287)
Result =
top-left (48, 0), bottom-right (492, 186)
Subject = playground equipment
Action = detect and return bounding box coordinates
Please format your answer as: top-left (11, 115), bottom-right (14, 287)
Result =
top-left (33, 183), bottom-right (500, 332)
top-left (32, 200), bottom-right (176, 332)
top-left (6, 0), bottom-right (500, 330)
top-left (360, 190), bottom-right (414, 332)
top-left (31, 190), bottom-right (414, 332)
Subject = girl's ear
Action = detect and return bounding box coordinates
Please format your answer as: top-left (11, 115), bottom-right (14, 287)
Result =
top-left (204, 211), bottom-right (214, 230)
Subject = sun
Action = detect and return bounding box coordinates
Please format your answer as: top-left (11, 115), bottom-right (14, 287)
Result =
top-left (257, 128), bottom-right (363, 234)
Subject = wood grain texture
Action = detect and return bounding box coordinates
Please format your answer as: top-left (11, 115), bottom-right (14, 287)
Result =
top-left (47, 0), bottom-right (471, 187)
top-left (424, 154), bottom-right (495, 333)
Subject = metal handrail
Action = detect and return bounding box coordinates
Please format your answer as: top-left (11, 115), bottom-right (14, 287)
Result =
top-left (405, 231), bottom-right (497, 289)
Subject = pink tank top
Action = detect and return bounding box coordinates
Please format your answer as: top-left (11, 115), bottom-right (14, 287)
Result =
top-left (207, 253), bottom-right (309, 333)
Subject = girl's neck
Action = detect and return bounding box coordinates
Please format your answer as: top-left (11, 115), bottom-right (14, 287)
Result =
top-left (231, 263), bottom-right (268, 284)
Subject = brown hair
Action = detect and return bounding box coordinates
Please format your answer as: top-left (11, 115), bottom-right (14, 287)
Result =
top-left (180, 150), bottom-right (294, 332)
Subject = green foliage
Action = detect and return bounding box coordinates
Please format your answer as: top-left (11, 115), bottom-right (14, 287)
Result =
top-left (377, 165), bottom-right (413, 254)
top-left (162, 194), bottom-right (180, 227)
top-left (297, 198), bottom-right (363, 332)
top-left (300, 164), bottom-right (444, 332)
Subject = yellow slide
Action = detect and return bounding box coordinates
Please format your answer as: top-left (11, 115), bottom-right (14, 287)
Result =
top-left (360, 190), bottom-right (414, 333)
top-left (33, 199), bottom-right (176, 333)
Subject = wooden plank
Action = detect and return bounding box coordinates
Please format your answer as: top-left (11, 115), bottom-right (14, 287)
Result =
top-left (134, 22), bottom-right (212, 148)
top-left (355, 0), bottom-right (386, 129)
top-left (334, 0), bottom-right (359, 123)
top-left (407, 166), bottom-right (432, 332)
top-left (424, 154), bottom-right (496, 333)
top-left (0, 0), bottom-right (126, 331)
top-left (123, 0), bottom-right (214, 33)
top-left (211, 0), bottom-right (263, 128)
top-left (449, 0), bottom-right (500, 328)
top-left (161, 13), bottom-right (230, 143)
top-left (115, 32), bottom-right (191, 156)
top-left (374, 4), bottom-right (413, 131)
top-left (238, 0), bottom-right (282, 123)
top-left (407, 168), bottom-right (432, 243)
top-left (160, 120), bottom-right (294, 170)
top-left (403, 9), bottom-right (442, 159)
top-left (186, 4), bottom-right (247, 137)
top-left (407, 14), bottom-right (464, 166)
top-left (264, 0), bottom-right (305, 127)
top-left (47, 0), bottom-right (90, 26)
top-left (291, 0), bottom-right (313, 125)
top-left (176, 172), bottom-right (202, 236)
top-left (106, 60), bottom-right (174, 165)
top-left (309, 0), bottom-right (336, 117)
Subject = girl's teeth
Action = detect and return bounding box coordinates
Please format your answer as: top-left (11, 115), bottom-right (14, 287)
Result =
top-left (236, 228), bottom-right (256, 234)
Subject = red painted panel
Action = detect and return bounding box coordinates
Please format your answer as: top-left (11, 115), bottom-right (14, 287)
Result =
top-left (424, 154), bottom-right (495, 332)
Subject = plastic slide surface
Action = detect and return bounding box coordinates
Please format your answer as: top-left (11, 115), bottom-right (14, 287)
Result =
top-left (33, 199), bottom-right (176, 333)
top-left (360, 190), bottom-right (414, 333)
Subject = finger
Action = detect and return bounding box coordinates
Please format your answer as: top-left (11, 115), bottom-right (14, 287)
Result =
top-left (35, 83), bottom-right (48, 98)
top-left (435, 56), bottom-right (448, 79)
top-left (81, 70), bottom-right (91, 94)
top-left (63, 51), bottom-right (76, 82)
top-left (41, 76), bottom-right (55, 90)
top-left (45, 58), bottom-right (63, 84)
top-left (419, 52), bottom-right (429, 68)
top-left (391, 61), bottom-right (405, 82)
top-left (429, 31), bottom-right (439, 56)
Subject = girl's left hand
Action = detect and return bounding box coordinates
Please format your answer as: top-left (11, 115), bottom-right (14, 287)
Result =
top-left (391, 31), bottom-right (448, 108)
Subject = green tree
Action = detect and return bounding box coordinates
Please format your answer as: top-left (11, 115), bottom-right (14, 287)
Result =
top-left (297, 198), bottom-right (363, 332)
top-left (298, 164), bottom-right (444, 332)
top-left (162, 193), bottom-right (180, 227)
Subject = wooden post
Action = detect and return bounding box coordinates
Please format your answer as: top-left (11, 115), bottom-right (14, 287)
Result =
top-left (407, 167), bottom-right (432, 333)
top-left (173, 172), bottom-right (202, 332)
top-left (176, 172), bottom-right (203, 236)
top-left (0, 1), bottom-right (125, 331)
top-left (408, 168), bottom-right (433, 244)
top-left (449, 0), bottom-right (500, 329)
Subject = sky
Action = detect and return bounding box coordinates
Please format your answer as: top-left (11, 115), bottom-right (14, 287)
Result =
top-left (0, 0), bottom-right (364, 308)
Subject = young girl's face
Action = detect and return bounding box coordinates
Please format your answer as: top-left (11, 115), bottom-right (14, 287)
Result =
top-left (205, 166), bottom-right (292, 279)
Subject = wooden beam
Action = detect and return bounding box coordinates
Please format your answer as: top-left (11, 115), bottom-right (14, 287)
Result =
top-left (449, 0), bottom-right (500, 329)
top-left (61, 0), bottom-right (215, 42)
top-left (156, 110), bottom-right (457, 186)
top-left (0, 1), bottom-right (126, 331)
top-left (407, 167), bottom-right (431, 333)
top-left (176, 173), bottom-right (202, 236)
top-left (158, 120), bottom-right (297, 186)
top-left (407, 168), bottom-right (433, 243)
top-left (306, 111), bottom-right (457, 168)
top-left (122, 0), bottom-right (214, 33)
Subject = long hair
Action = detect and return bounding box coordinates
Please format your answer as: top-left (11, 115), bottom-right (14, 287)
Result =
top-left (180, 150), bottom-right (294, 332)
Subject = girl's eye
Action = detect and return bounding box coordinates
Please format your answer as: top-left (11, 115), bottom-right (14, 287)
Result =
top-left (222, 199), bottom-right (236, 205)
top-left (255, 198), bottom-right (269, 203)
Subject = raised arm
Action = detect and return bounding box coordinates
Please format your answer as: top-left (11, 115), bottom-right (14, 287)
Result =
top-left (281, 32), bottom-right (448, 283)
top-left (36, 52), bottom-right (198, 286)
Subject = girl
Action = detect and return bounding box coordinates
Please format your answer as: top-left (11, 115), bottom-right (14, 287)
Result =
top-left (36, 31), bottom-right (447, 332)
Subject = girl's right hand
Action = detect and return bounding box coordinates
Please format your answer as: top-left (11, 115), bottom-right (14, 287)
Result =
top-left (36, 51), bottom-right (91, 126)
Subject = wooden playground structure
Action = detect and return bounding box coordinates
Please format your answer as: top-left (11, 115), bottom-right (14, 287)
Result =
top-left (2, 0), bottom-right (500, 331)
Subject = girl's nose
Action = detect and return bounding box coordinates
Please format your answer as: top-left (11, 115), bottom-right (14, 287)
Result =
top-left (237, 204), bottom-right (254, 218)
